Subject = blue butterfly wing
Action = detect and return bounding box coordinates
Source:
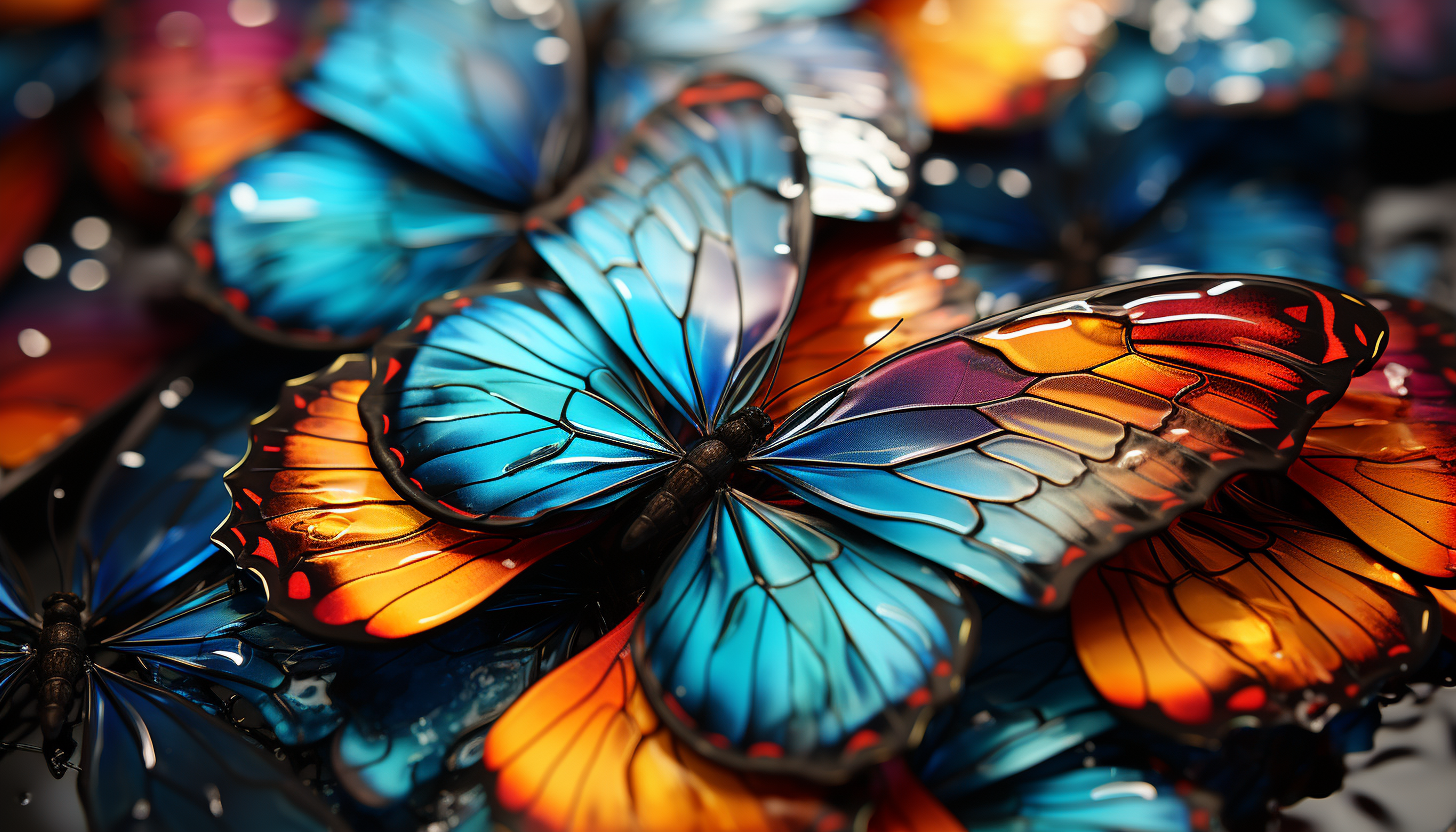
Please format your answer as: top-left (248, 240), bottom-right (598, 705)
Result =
top-left (0, 23), bottom-right (101, 137)
top-left (100, 579), bottom-right (343, 746)
top-left (194, 130), bottom-right (519, 345)
top-left (631, 489), bottom-right (975, 782)
top-left (953, 766), bottom-right (1191, 832)
top-left (0, 618), bottom-right (34, 707)
top-left (295, 0), bottom-right (586, 205)
top-left (527, 75), bottom-right (812, 433)
top-left (612, 0), bottom-right (863, 55)
top-left (597, 19), bottom-right (923, 221)
top-left (912, 592), bottom-right (1116, 804)
top-left (750, 274), bottom-right (1386, 607)
top-left (81, 668), bottom-right (348, 832)
top-left (359, 279), bottom-right (679, 527)
top-left (1104, 174), bottom-right (1344, 288)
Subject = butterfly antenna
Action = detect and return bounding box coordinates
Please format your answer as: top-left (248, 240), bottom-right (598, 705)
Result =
top-left (45, 478), bottom-right (66, 591)
top-left (762, 318), bottom-right (904, 411)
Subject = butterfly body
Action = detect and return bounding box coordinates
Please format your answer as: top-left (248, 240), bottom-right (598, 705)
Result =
top-left (36, 591), bottom-right (85, 776)
top-left (621, 405), bottom-right (773, 551)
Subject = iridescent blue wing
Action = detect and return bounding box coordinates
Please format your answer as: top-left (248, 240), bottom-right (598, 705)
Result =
top-left (596, 18), bottom-right (923, 221)
top-left (0, 618), bottom-right (35, 707)
top-left (359, 279), bottom-right (680, 528)
top-left (951, 765), bottom-right (1191, 832)
top-left (0, 23), bottom-right (101, 137)
top-left (527, 75), bottom-right (812, 434)
top-left (72, 351), bottom-right (316, 622)
top-left (99, 578), bottom-right (343, 746)
top-left (187, 130), bottom-right (519, 347)
top-left (1102, 175), bottom-right (1344, 288)
top-left (81, 668), bottom-right (348, 832)
top-left (631, 489), bottom-right (976, 782)
top-left (294, 0), bottom-right (587, 206)
top-left (750, 274), bottom-right (1387, 608)
top-left (912, 591), bottom-right (1116, 804)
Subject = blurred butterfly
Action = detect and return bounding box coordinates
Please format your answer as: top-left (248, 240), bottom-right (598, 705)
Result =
top-left (913, 95), bottom-right (1349, 310)
top-left (104, 0), bottom-right (320, 190)
top-left (183, 0), bottom-right (918, 347)
top-left (0, 351), bottom-right (346, 831)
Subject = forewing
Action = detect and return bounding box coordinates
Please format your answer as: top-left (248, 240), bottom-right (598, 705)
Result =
top-left (752, 274), bottom-right (1387, 607)
top-left (185, 130), bottom-right (519, 348)
top-left (597, 18), bottom-right (922, 221)
top-left (1072, 479), bottom-right (1440, 738)
top-left (1288, 295), bottom-right (1456, 583)
top-left (358, 280), bottom-right (679, 529)
top-left (104, 0), bottom-right (318, 189)
top-left (216, 354), bottom-right (592, 640)
top-left (80, 668), bottom-right (348, 832)
top-left (527, 75), bottom-right (812, 433)
top-left (483, 610), bottom-right (856, 832)
top-left (294, 0), bottom-right (586, 205)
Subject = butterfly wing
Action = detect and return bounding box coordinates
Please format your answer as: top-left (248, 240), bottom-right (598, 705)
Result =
top-left (527, 75), bottom-right (812, 433)
top-left (632, 489), bottom-right (976, 782)
top-left (184, 130), bottom-right (519, 347)
top-left (0, 540), bottom-right (35, 704)
top-left (295, 0), bottom-right (586, 206)
top-left (911, 591), bottom-right (1116, 803)
top-left (216, 352), bottom-right (594, 640)
top-left (1072, 478), bottom-right (1440, 738)
top-left (951, 765), bottom-right (1192, 832)
top-left (751, 274), bottom-right (1387, 607)
top-left (758, 219), bottom-right (976, 422)
top-left (80, 667), bottom-right (348, 832)
top-left (358, 279), bottom-right (680, 530)
top-left (597, 18), bottom-right (922, 221)
top-left (483, 609), bottom-right (856, 832)
top-left (1288, 295), bottom-right (1456, 583)
top-left (104, 0), bottom-right (319, 189)
top-left (867, 761), bottom-right (968, 832)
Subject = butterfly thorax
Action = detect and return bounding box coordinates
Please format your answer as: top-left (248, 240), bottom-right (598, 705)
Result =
top-left (622, 407), bottom-right (774, 551)
top-left (37, 592), bottom-right (85, 777)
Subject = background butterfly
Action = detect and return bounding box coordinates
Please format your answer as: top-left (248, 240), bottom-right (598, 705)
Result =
top-left (0, 349), bottom-right (346, 831)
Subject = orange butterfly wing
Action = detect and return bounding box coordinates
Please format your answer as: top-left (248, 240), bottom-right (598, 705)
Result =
top-left (483, 610), bottom-right (855, 832)
top-left (867, 761), bottom-right (967, 832)
top-left (105, 0), bottom-right (319, 190)
top-left (1290, 296), bottom-right (1456, 582)
top-left (761, 219), bottom-right (977, 423)
top-left (1072, 479), bottom-right (1440, 737)
top-left (213, 355), bottom-right (590, 641)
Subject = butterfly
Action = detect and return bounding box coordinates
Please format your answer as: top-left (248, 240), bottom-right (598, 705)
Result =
top-left (103, 0), bottom-right (320, 191)
top-left (182, 0), bottom-right (917, 347)
top-left (0, 351), bottom-right (346, 831)
top-left (215, 77), bottom-right (1388, 787)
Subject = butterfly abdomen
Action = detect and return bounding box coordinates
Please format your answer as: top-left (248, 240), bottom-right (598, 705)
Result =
top-left (622, 407), bottom-right (774, 551)
top-left (37, 593), bottom-right (86, 749)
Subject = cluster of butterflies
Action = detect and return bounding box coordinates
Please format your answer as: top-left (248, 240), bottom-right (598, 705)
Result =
top-left (2, 1), bottom-right (1456, 831)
